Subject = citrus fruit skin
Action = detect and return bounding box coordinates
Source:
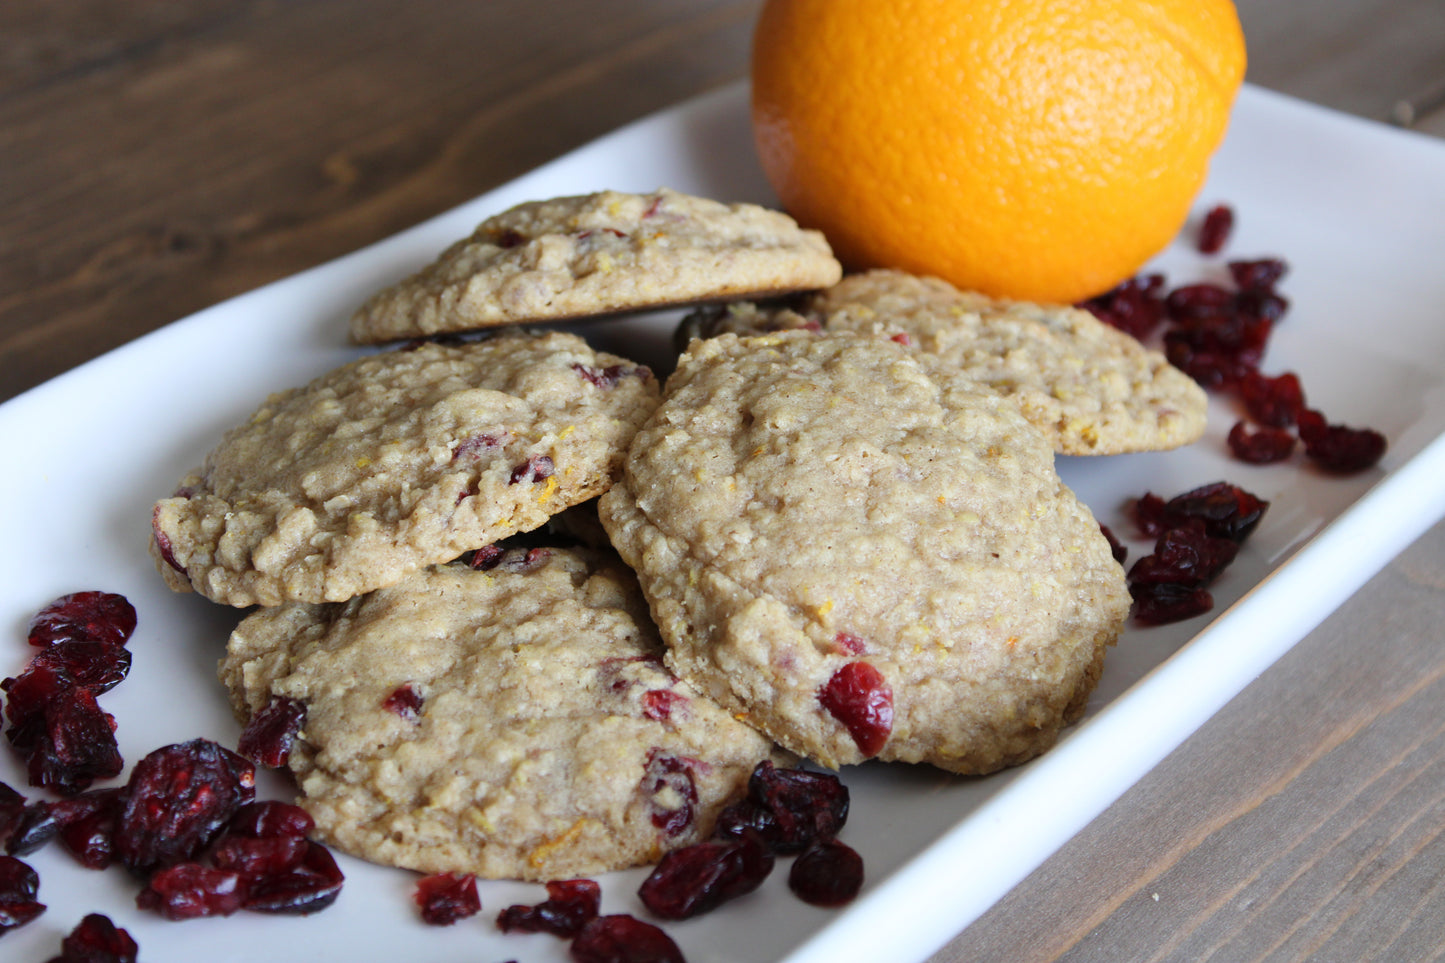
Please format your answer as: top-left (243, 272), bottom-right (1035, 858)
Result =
top-left (750, 0), bottom-right (1247, 304)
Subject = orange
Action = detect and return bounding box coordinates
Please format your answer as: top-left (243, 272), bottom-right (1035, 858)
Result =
top-left (750, 0), bottom-right (1246, 304)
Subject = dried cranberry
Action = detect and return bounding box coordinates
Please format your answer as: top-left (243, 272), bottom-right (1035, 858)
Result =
top-left (638, 831), bottom-right (773, 920)
top-left (1133, 482), bottom-right (1269, 543)
top-left (497, 878), bottom-right (601, 937)
top-left (0, 854), bottom-right (45, 935)
top-left (509, 454), bottom-right (555, 485)
top-left (0, 782), bottom-right (24, 847)
top-left (26, 642), bottom-right (132, 696)
top-left (1128, 521), bottom-right (1238, 588)
top-left (5, 802), bottom-right (60, 855)
top-left (1297, 409), bottom-right (1387, 473)
top-left (642, 690), bottom-right (688, 722)
top-left (115, 739), bottom-right (256, 874)
top-left (27, 592), bottom-right (136, 648)
top-left (831, 632), bottom-right (866, 655)
top-left (1228, 257), bottom-right (1288, 293)
top-left (237, 695), bottom-right (306, 768)
top-left (788, 838), bottom-right (865, 907)
top-left (642, 751), bottom-right (699, 838)
top-left (1165, 283), bottom-right (1236, 323)
top-left (468, 544), bottom-right (505, 570)
top-left (1227, 421), bottom-right (1296, 464)
top-left (818, 661), bottom-right (893, 758)
top-left (1130, 582), bottom-right (1215, 626)
top-left (137, 862), bottom-right (247, 919)
top-left (212, 834), bottom-right (308, 875)
top-left (51, 913), bottom-right (138, 963)
top-left (1197, 205), bottom-right (1234, 254)
top-left (241, 839), bottom-right (344, 915)
top-left (15, 686), bottom-right (123, 795)
top-left (1236, 371), bottom-right (1305, 428)
top-left (1164, 316), bottom-right (1271, 388)
top-left (452, 431), bottom-right (507, 461)
top-left (382, 684), bottom-right (424, 722)
top-left (52, 787), bottom-right (128, 869)
top-left (573, 363), bottom-right (650, 388)
top-left (1076, 273), bottom-right (1167, 340)
top-left (716, 762), bottom-right (849, 854)
top-left (570, 914), bottom-right (685, 963)
top-left (151, 509), bottom-right (186, 574)
top-left (223, 800), bottom-right (314, 840)
top-left (414, 871), bottom-right (481, 925)
top-left (1100, 525), bottom-right (1128, 565)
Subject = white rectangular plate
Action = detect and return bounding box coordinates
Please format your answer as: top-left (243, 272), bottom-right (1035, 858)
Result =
top-left (4, 81), bottom-right (1445, 963)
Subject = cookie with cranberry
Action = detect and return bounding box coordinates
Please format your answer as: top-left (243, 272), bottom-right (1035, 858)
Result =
top-left (348, 187), bottom-right (843, 344)
top-left (220, 548), bottom-right (785, 881)
top-left (599, 331), bottom-right (1129, 774)
top-left (677, 269), bottom-right (1207, 455)
top-left (151, 332), bottom-right (657, 607)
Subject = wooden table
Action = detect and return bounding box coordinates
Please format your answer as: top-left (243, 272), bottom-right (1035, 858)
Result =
top-left (3, 3), bottom-right (1442, 960)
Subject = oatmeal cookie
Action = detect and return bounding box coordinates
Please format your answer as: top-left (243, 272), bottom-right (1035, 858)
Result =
top-left (677, 269), bottom-right (1207, 455)
top-left (151, 332), bottom-right (657, 607)
top-left (599, 331), bottom-right (1130, 774)
top-left (349, 188), bottom-right (843, 344)
top-left (220, 548), bottom-right (784, 881)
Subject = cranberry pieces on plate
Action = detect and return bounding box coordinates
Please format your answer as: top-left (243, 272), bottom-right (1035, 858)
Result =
top-left (498, 878), bottom-right (601, 937)
top-left (414, 871), bottom-right (481, 925)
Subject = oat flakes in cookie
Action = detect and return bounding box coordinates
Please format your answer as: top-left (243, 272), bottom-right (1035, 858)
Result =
top-left (599, 331), bottom-right (1130, 774)
top-left (151, 331), bottom-right (657, 607)
top-left (348, 187), bottom-right (842, 344)
top-left (220, 548), bottom-right (785, 881)
top-left (679, 269), bottom-right (1208, 456)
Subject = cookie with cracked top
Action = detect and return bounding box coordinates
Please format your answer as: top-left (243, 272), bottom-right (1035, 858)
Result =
top-left (349, 187), bottom-right (842, 344)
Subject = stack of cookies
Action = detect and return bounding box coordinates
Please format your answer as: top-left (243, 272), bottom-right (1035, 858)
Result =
top-left (150, 187), bottom-right (1206, 881)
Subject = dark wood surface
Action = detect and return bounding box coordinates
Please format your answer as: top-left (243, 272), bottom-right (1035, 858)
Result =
top-left (4, 3), bottom-right (1442, 960)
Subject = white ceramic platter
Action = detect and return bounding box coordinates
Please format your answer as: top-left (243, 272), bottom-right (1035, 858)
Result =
top-left (4, 81), bottom-right (1445, 963)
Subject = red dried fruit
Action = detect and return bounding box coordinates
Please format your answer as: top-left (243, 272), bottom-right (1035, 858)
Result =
top-left (788, 838), bottom-right (865, 907)
top-left (49, 786), bottom-right (128, 869)
top-left (137, 862), bottom-right (247, 919)
top-left (52, 913), bottom-right (138, 963)
top-left (13, 686), bottom-right (123, 795)
top-left (237, 695), bottom-right (307, 768)
top-left (241, 840), bottom-right (344, 915)
top-left (494, 227), bottom-right (527, 248)
top-left (1165, 282), bottom-right (1236, 323)
top-left (1163, 315), bottom-right (1271, 388)
top-left (1228, 257), bottom-right (1288, 293)
top-left (497, 878), bottom-right (601, 937)
top-left (115, 739), bottom-right (256, 874)
top-left (1197, 204), bottom-right (1234, 254)
top-left (573, 363), bottom-right (651, 388)
top-left (1131, 581), bottom-right (1215, 626)
top-left (382, 684), bottom-right (424, 722)
top-left (223, 800), bottom-right (314, 840)
top-left (642, 751), bottom-right (700, 838)
top-left (414, 871), bottom-right (481, 925)
top-left (570, 914), bottom-right (685, 963)
top-left (642, 690), bottom-right (688, 722)
top-left (212, 834), bottom-right (309, 876)
top-left (23, 641), bottom-right (132, 695)
top-left (468, 544), bottom-right (505, 570)
top-left (452, 431), bottom-right (507, 461)
top-left (0, 854), bottom-right (45, 935)
top-left (27, 592), bottom-right (136, 648)
top-left (638, 831), bottom-right (773, 920)
top-left (715, 761), bottom-right (849, 855)
top-left (1297, 409), bottom-right (1387, 473)
top-left (1128, 521), bottom-right (1239, 589)
top-left (509, 454), bottom-right (555, 485)
top-left (1227, 421), bottom-right (1296, 464)
top-left (0, 782), bottom-right (24, 847)
top-left (818, 661), bottom-right (893, 758)
top-left (151, 508), bottom-right (187, 574)
top-left (1099, 525), bottom-right (1128, 565)
top-left (1236, 371), bottom-right (1305, 428)
top-left (1133, 482), bottom-right (1269, 543)
top-left (831, 632), bottom-right (866, 655)
top-left (1075, 273), bottom-right (1167, 340)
